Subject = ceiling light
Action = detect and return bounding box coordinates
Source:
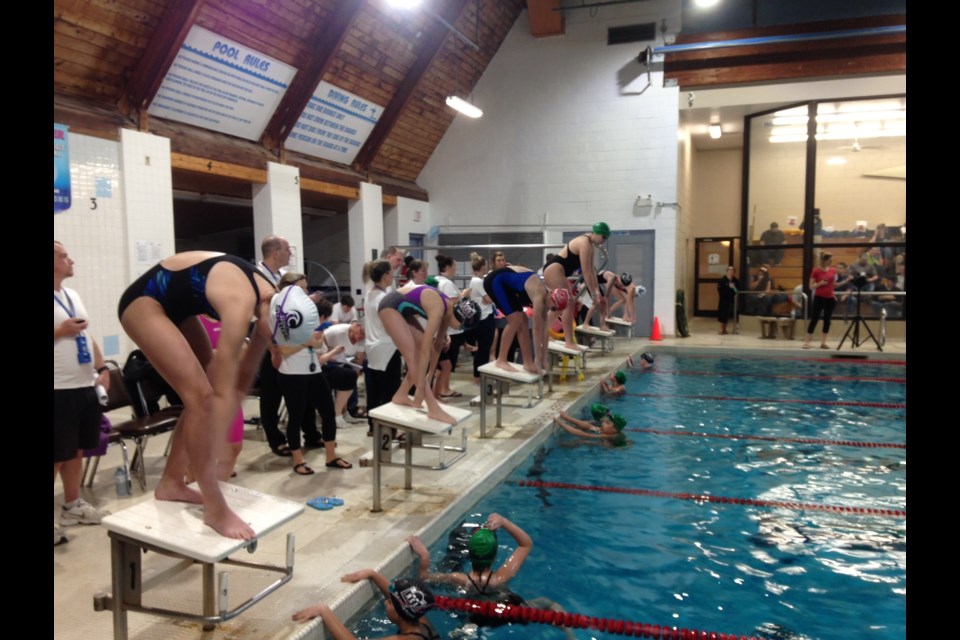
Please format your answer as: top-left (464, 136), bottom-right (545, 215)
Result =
top-left (446, 95), bottom-right (483, 118)
top-left (709, 123), bottom-right (722, 139)
top-left (695, 0), bottom-right (720, 7)
top-left (386, 0), bottom-right (421, 8)
top-left (826, 157), bottom-right (848, 166)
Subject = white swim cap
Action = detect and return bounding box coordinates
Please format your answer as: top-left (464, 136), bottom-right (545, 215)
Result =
top-left (269, 286), bottom-right (319, 345)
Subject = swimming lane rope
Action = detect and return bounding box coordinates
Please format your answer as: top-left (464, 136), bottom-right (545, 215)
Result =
top-left (517, 481), bottom-right (905, 517)
top-left (434, 595), bottom-right (761, 639)
top-left (661, 354), bottom-right (906, 366)
top-left (624, 428), bottom-right (906, 449)
top-left (624, 393), bottom-right (905, 409)
top-left (649, 370), bottom-right (906, 384)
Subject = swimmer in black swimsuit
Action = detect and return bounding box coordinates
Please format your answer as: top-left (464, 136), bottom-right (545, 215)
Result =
top-left (293, 570), bottom-right (439, 640)
top-left (542, 222), bottom-right (610, 350)
top-left (117, 251), bottom-right (318, 540)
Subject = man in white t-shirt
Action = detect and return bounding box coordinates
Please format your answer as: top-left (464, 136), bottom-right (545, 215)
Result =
top-left (330, 295), bottom-right (358, 324)
top-left (54, 241), bottom-right (111, 546)
top-left (255, 235), bottom-right (293, 457)
top-left (318, 322), bottom-right (366, 427)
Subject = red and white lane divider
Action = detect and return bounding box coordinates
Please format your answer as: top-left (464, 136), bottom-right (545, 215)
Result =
top-left (624, 427), bottom-right (905, 449)
top-left (435, 595), bottom-right (761, 639)
top-left (648, 369), bottom-right (906, 384)
top-left (518, 480), bottom-right (905, 517)
top-left (624, 393), bottom-right (905, 409)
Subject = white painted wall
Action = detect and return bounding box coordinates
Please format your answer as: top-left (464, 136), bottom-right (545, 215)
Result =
top-left (420, 2), bottom-right (682, 335)
top-left (54, 132), bottom-right (129, 360)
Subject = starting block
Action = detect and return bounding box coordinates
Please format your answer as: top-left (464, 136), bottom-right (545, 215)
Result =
top-left (574, 324), bottom-right (615, 355)
top-left (94, 484), bottom-right (303, 640)
top-left (548, 340), bottom-right (588, 384)
top-left (366, 402), bottom-right (472, 512)
top-left (605, 316), bottom-right (634, 337)
top-left (476, 362), bottom-right (543, 437)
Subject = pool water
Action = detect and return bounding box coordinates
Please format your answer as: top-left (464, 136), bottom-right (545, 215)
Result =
top-left (350, 353), bottom-right (906, 639)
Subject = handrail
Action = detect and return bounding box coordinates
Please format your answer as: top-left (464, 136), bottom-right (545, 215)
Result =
top-left (732, 290), bottom-right (905, 335)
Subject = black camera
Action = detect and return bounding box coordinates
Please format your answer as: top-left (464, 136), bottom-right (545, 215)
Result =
top-left (852, 274), bottom-right (868, 289)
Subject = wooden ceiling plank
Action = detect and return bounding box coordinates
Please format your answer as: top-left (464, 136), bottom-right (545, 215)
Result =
top-left (118, 0), bottom-right (206, 117)
top-left (260, 0), bottom-right (366, 152)
top-left (56, 9), bottom-right (150, 48)
top-left (54, 17), bottom-right (147, 60)
top-left (171, 152), bottom-right (268, 183)
top-left (352, 0), bottom-right (471, 174)
top-left (299, 177), bottom-right (360, 200)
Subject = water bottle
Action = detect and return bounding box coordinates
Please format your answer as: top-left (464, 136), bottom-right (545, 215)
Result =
top-left (114, 467), bottom-right (130, 496)
top-left (96, 384), bottom-right (109, 406)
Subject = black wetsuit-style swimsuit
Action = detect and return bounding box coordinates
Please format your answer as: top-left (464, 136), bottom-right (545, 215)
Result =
top-left (117, 254), bottom-right (268, 325)
top-left (544, 235), bottom-right (588, 277)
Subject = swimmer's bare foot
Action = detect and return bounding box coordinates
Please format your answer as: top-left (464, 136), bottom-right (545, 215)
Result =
top-left (563, 342), bottom-right (585, 351)
top-left (204, 506), bottom-right (256, 540)
top-left (522, 363), bottom-right (539, 375)
top-left (426, 405), bottom-right (457, 424)
top-left (155, 478), bottom-right (203, 504)
top-left (496, 361), bottom-right (519, 372)
top-left (392, 392), bottom-right (416, 407)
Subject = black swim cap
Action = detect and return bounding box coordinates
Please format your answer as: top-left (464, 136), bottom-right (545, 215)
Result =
top-left (641, 352), bottom-right (654, 364)
top-left (389, 579), bottom-right (435, 622)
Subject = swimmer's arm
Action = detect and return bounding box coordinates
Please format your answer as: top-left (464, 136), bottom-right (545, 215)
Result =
top-left (342, 568), bottom-right (390, 598)
top-left (488, 514), bottom-right (532, 585)
top-left (556, 419), bottom-right (596, 438)
top-left (291, 603), bottom-right (357, 639)
top-left (558, 412), bottom-right (595, 432)
top-left (407, 536), bottom-right (469, 587)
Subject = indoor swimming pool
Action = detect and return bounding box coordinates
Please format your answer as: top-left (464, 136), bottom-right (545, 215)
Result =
top-left (349, 352), bottom-right (907, 639)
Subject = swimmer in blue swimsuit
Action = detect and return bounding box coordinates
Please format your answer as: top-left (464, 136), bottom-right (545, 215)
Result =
top-left (379, 284), bottom-right (481, 424)
top-left (541, 222), bottom-right (610, 350)
top-left (117, 251), bottom-right (317, 540)
top-left (483, 266), bottom-right (571, 375)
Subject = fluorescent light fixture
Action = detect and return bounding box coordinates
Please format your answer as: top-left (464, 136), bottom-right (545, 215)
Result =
top-left (708, 123), bottom-right (722, 139)
top-left (446, 95), bottom-right (483, 118)
top-left (826, 157), bottom-right (848, 166)
top-left (386, 0), bottom-right (421, 8)
top-left (694, 0), bottom-right (720, 7)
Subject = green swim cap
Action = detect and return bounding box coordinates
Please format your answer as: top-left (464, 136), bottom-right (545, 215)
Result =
top-left (425, 275), bottom-right (439, 287)
top-left (614, 371), bottom-right (627, 385)
top-left (610, 414), bottom-right (627, 432)
top-left (468, 528), bottom-right (498, 568)
top-left (590, 403), bottom-right (610, 421)
top-left (592, 222), bottom-right (611, 238)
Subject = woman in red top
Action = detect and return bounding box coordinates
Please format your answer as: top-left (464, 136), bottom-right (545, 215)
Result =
top-left (803, 251), bottom-right (837, 349)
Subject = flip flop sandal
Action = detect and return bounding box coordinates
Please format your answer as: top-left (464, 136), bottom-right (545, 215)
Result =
top-left (440, 391), bottom-right (463, 398)
top-left (306, 497), bottom-right (333, 510)
top-left (272, 444), bottom-right (293, 457)
top-left (293, 462), bottom-right (315, 475)
top-left (313, 496), bottom-right (344, 507)
top-left (325, 457), bottom-right (353, 469)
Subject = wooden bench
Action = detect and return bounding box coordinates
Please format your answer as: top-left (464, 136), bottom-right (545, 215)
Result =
top-left (94, 483), bottom-right (303, 639)
top-left (475, 362), bottom-right (544, 436)
top-left (365, 402), bottom-right (472, 512)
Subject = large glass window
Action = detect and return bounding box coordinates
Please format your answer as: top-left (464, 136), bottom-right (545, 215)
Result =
top-left (743, 96), bottom-right (906, 320)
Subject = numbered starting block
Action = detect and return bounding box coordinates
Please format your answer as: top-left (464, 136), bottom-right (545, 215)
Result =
top-left (365, 402), bottom-right (472, 512)
top-left (93, 484), bottom-right (303, 640)
top-left (548, 340), bottom-right (588, 384)
top-left (475, 362), bottom-right (544, 436)
top-left (605, 316), bottom-right (634, 337)
top-left (574, 324), bottom-right (615, 355)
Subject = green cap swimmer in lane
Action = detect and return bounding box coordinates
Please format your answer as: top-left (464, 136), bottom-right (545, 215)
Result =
top-left (592, 221), bottom-right (611, 238)
top-left (614, 370), bottom-right (627, 385)
top-left (590, 402), bottom-right (610, 421)
top-left (468, 528), bottom-right (498, 570)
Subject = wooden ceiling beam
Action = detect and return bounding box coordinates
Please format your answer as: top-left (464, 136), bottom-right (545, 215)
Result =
top-left (260, 0), bottom-right (367, 153)
top-left (351, 0), bottom-right (471, 175)
top-left (117, 0), bottom-right (206, 118)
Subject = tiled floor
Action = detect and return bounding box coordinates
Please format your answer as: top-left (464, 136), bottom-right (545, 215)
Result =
top-left (53, 317), bottom-right (905, 640)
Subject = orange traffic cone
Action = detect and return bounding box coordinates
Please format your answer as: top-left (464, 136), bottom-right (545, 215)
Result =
top-left (650, 316), bottom-right (663, 341)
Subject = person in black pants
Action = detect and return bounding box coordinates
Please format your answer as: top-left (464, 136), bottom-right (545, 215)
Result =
top-left (362, 260), bottom-right (403, 448)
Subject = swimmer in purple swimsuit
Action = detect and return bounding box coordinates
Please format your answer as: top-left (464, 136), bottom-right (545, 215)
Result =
top-left (118, 251), bottom-right (317, 540)
top-left (379, 284), bottom-right (480, 424)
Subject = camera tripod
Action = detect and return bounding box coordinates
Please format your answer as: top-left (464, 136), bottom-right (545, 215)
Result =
top-left (837, 284), bottom-right (882, 351)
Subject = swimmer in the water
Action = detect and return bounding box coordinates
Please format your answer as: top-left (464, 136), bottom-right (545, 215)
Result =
top-left (293, 570), bottom-right (439, 640)
top-left (626, 351), bottom-right (655, 370)
top-left (601, 370), bottom-right (627, 396)
top-left (556, 407), bottom-right (626, 440)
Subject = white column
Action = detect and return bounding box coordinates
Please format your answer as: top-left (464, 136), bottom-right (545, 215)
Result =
top-left (347, 182), bottom-right (384, 296)
top-left (253, 162), bottom-right (303, 271)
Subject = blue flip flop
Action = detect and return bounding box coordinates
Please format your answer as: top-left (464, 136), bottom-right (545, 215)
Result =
top-left (306, 497), bottom-right (333, 511)
top-left (325, 496), bottom-right (345, 506)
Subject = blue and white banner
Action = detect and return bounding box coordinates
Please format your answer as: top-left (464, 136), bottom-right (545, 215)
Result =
top-left (54, 123), bottom-right (71, 213)
top-left (148, 26), bottom-right (297, 141)
top-left (285, 81), bottom-right (383, 165)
